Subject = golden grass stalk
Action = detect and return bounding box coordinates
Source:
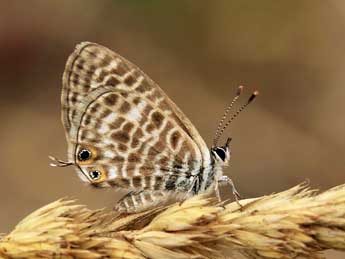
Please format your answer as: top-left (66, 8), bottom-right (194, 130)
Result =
top-left (1, 183), bottom-right (345, 259)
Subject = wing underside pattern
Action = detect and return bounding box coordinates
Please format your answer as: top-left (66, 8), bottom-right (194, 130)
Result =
top-left (61, 42), bottom-right (210, 193)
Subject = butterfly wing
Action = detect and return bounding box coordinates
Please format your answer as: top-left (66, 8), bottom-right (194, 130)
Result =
top-left (61, 42), bottom-right (211, 192)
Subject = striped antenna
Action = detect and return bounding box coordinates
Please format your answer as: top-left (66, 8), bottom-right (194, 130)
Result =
top-left (213, 90), bottom-right (259, 146)
top-left (213, 86), bottom-right (243, 146)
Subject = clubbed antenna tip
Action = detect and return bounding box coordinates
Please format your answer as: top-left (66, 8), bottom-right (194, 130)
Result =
top-left (247, 90), bottom-right (259, 103)
top-left (236, 85), bottom-right (244, 96)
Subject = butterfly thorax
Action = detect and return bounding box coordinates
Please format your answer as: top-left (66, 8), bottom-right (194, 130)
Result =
top-left (201, 144), bottom-right (231, 192)
top-left (174, 145), bottom-right (230, 196)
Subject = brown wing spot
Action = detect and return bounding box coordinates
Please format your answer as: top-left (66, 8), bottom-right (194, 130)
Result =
top-left (133, 97), bottom-right (141, 105)
top-left (128, 153), bottom-right (141, 163)
top-left (108, 180), bottom-right (120, 187)
top-left (71, 78), bottom-right (80, 86)
top-left (84, 77), bottom-right (91, 85)
top-left (71, 110), bottom-right (77, 120)
top-left (159, 156), bottom-right (169, 167)
top-left (170, 131), bottom-right (181, 150)
top-left (83, 115), bottom-right (92, 126)
top-left (141, 166), bottom-right (153, 175)
top-left (86, 47), bottom-right (99, 58)
top-left (131, 138), bottom-right (140, 148)
top-left (79, 130), bottom-right (95, 142)
top-left (101, 109), bottom-right (111, 118)
top-left (80, 131), bottom-right (87, 141)
top-left (111, 131), bottom-right (130, 143)
top-left (97, 70), bottom-right (108, 83)
top-left (151, 111), bottom-right (164, 128)
top-left (119, 101), bottom-right (131, 113)
top-left (110, 64), bottom-right (126, 76)
top-left (120, 178), bottom-right (130, 188)
top-left (153, 176), bottom-right (163, 190)
top-left (135, 83), bottom-right (148, 93)
top-left (76, 62), bottom-right (84, 70)
top-left (106, 77), bottom-right (120, 86)
top-left (118, 143), bottom-right (128, 152)
top-left (90, 103), bottom-right (100, 114)
top-left (141, 79), bottom-right (152, 89)
top-left (145, 123), bottom-right (155, 134)
top-left (70, 71), bottom-right (80, 80)
top-left (100, 54), bottom-right (112, 67)
top-left (138, 105), bottom-right (152, 124)
top-left (135, 85), bottom-right (145, 93)
top-left (155, 141), bottom-right (166, 153)
top-left (123, 121), bottom-right (134, 132)
top-left (82, 85), bottom-right (90, 93)
top-left (114, 156), bottom-right (125, 163)
top-left (110, 117), bottom-right (125, 130)
top-left (86, 65), bottom-right (96, 76)
top-left (104, 93), bottom-right (118, 106)
top-left (144, 176), bottom-right (151, 188)
top-left (133, 127), bottom-right (144, 139)
top-left (148, 147), bottom-right (158, 156)
top-left (70, 72), bottom-right (79, 85)
top-left (76, 64), bottom-right (83, 71)
top-left (70, 92), bottom-right (78, 104)
top-left (94, 121), bottom-right (101, 131)
top-left (132, 176), bottom-right (142, 188)
top-left (105, 143), bottom-right (115, 150)
top-left (163, 124), bottom-right (174, 138)
top-left (124, 75), bottom-right (136, 86)
top-left (120, 92), bottom-right (128, 98)
top-left (147, 89), bottom-right (161, 103)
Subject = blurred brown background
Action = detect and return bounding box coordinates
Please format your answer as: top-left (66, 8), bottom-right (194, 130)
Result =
top-left (0, 1), bottom-right (344, 258)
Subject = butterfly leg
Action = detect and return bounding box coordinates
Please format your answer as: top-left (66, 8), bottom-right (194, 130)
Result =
top-left (214, 180), bottom-right (222, 202)
top-left (115, 190), bottom-right (170, 213)
top-left (218, 175), bottom-right (242, 207)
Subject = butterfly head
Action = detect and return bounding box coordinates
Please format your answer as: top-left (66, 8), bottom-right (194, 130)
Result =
top-left (211, 137), bottom-right (231, 166)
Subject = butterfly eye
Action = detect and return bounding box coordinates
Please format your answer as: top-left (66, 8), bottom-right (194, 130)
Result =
top-left (89, 170), bottom-right (101, 180)
top-left (78, 149), bottom-right (91, 161)
top-left (214, 148), bottom-right (226, 161)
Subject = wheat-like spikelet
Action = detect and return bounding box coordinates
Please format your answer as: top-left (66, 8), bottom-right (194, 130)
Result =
top-left (1, 183), bottom-right (345, 259)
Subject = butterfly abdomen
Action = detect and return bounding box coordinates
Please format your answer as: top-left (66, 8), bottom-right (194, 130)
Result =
top-left (115, 190), bottom-right (170, 213)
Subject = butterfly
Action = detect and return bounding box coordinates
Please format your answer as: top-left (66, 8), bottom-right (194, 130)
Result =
top-left (50, 42), bottom-right (258, 213)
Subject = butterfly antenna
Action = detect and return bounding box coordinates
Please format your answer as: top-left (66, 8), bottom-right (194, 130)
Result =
top-left (214, 90), bottom-right (259, 145)
top-left (49, 156), bottom-right (73, 167)
top-left (213, 85), bottom-right (243, 146)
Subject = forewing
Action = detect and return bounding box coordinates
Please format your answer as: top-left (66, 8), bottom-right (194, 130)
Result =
top-left (61, 42), bottom-right (210, 190)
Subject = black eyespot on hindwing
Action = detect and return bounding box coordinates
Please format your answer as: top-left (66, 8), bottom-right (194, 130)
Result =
top-left (89, 170), bottom-right (101, 180)
top-left (78, 149), bottom-right (91, 161)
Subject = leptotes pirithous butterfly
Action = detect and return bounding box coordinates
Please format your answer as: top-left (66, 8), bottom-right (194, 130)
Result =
top-left (50, 42), bottom-right (258, 213)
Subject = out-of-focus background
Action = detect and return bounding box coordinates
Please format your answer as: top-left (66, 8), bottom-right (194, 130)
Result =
top-left (0, 1), bottom-right (344, 257)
